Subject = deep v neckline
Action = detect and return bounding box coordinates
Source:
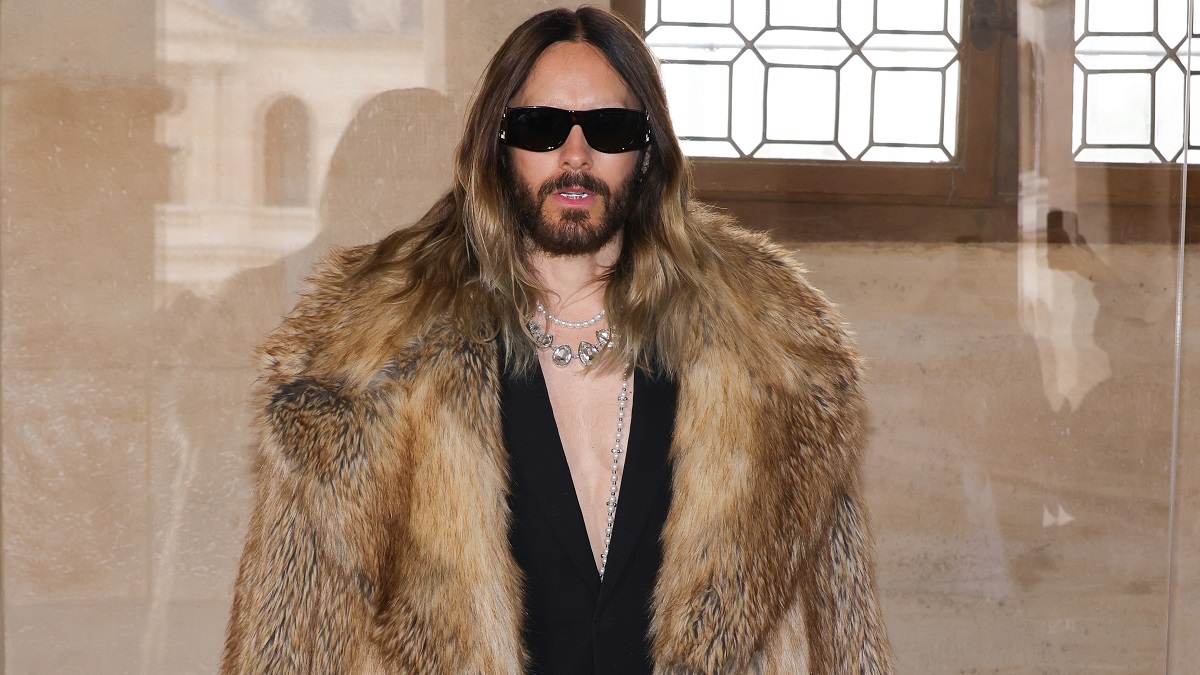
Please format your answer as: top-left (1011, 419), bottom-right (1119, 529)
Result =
top-left (502, 363), bottom-right (674, 593)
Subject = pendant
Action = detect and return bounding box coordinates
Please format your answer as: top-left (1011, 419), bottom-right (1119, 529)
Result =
top-left (526, 319), bottom-right (553, 350)
top-left (577, 340), bottom-right (599, 366)
top-left (596, 326), bottom-right (615, 349)
top-left (552, 344), bottom-right (573, 367)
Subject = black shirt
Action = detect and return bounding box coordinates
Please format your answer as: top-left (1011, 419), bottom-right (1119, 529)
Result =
top-left (501, 363), bottom-right (677, 675)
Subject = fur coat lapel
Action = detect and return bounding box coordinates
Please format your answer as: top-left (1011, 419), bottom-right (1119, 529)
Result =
top-left (221, 225), bottom-right (894, 674)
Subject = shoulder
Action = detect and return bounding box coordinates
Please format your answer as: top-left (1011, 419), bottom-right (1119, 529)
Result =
top-left (675, 213), bottom-right (859, 373)
top-left (257, 242), bottom-right (433, 390)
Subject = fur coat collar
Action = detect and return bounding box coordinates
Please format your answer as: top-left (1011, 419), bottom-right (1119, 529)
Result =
top-left (221, 223), bottom-right (894, 674)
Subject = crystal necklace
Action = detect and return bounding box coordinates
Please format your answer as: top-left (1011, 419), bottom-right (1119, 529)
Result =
top-left (600, 366), bottom-right (631, 579)
top-left (526, 318), bottom-right (616, 367)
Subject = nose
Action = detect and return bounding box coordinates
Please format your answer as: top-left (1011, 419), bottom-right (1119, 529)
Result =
top-left (558, 123), bottom-right (593, 171)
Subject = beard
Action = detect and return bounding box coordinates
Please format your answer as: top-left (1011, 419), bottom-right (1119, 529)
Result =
top-left (503, 160), bottom-right (639, 257)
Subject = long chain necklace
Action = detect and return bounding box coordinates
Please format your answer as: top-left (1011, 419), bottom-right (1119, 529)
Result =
top-left (600, 367), bottom-right (631, 579)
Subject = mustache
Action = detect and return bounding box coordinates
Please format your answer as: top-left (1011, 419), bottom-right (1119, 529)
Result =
top-left (537, 172), bottom-right (611, 198)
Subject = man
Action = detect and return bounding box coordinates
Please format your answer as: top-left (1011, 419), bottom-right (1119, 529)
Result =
top-left (221, 6), bottom-right (894, 674)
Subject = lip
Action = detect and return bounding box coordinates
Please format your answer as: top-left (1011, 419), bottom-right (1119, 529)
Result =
top-left (551, 186), bottom-right (597, 206)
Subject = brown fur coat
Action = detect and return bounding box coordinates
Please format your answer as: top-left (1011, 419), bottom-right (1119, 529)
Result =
top-left (220, 222), bottom-right (895, 674)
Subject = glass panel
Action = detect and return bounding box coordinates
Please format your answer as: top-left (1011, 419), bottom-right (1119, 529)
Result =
top-left (3, 3), bottom-right (1193, 675)
top-left (1074, 147), bottom-right (1164, 162)
top-left (839, 54), bottom-right (874, 158)
top-left (1075, 35), bottom-right (1167, 71)
top-left (661, 63), bottom-right (731, 138)
top-left (1084, 72), bottom-right (1153, 146)
top-left (862, 32), bottom-right (958, 69)
top-left (645, 25), bottom-right (744, 62)
top-left (661, 0), bottom-right (730, 24)
top-left (943, 59), bottom-right (960, 155)
top-left (731, 50), bottom-right (767, 154)
top-left (643, 0), bottom-right (965, 162)
top-left (754, 142), bottom-right (846, 159)
top-left (842, 0), bottom-right (877, 44)
top-left (766, 67), bottom-right (837, 141)
top-left (859, 144), bottom-right (950, 161)
top-left (677, 138), bottom-right (741, 156)
top-left (1086, 0), bottom-right (1155, 34)
top-left (756, 29), bottom-right (853, 66)
top-left (876, 0), bottom-right (946, 33)
top-left (946, 0), bottom-right (962, 41)
top-left (1155, 60), bottom-right (1186, 161)
top-left (770, 0), bottom-right (837, 28)
top-left (874, 70), bottom-right (944, 145)
top-left (1159, 0), bottom-right (1189, 49)
top-left (733, 0), bottom-right (767, 39)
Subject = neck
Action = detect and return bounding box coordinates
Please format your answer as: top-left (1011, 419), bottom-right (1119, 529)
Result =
top-left (527, 233), bottom-right (621, 319)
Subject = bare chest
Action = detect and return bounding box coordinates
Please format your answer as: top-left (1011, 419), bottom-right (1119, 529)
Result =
top-left (539, 358), bottom-right (632, 571)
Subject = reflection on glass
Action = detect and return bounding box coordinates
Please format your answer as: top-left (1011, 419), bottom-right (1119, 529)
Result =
top-left (263, 97), bottom-right (312, 207)
top-left (154, 0), bottom-right (428, 306)
top-left (643, 0), bottom-right (964, 161)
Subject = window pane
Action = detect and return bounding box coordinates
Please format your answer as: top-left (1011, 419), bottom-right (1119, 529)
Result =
top-left (646, 0), bottom-right (964, 162)
top-left (661, 63), bottom-right (730, 138)
top-left (646, 25), bottom-right (743, 62)
top-left (1085, 72), bottom-right (1152, 146)
top-left (877, 0), bottom-right (946, 33)
top-left (863, 33), bottom-right (958, 69)
top-left (770, 0), bottom-right (837, 28)
top-left (757, 29), bottom-right (852, 66)
top-left (766, 67), bottom-right (837, 142)
top-left (1085, 0), bottom-right (1154, 34)
top-left (874, 70), bottom-right (944, 145)
top-left (661, 0), bottom-right (730, 24)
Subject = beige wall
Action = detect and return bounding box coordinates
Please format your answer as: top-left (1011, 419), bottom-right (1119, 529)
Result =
top-left (1, 0), bottom-right (1195, 673)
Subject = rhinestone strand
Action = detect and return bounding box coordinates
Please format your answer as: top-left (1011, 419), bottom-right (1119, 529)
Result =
top-left (599, 367), bottom-right (631, 579)
top-left (537, 302), bottom-right (605, 329)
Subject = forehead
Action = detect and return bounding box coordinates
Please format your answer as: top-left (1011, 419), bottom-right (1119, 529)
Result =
top-left (511, 40), bottom-right (637, 110)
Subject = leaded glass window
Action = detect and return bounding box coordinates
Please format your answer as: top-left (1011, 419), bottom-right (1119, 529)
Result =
top-left (1073, 0), bottom-right (1198, 163)
top-left (642, 0), bottom-right (964, 162)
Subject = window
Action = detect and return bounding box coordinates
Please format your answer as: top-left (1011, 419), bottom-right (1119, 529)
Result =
top-left (611, 0), bottom-right (1003, 206)
top-left (263, 96), bottom-right (312, 207)
top-left (1073, 0), bottom-right (1194, 163)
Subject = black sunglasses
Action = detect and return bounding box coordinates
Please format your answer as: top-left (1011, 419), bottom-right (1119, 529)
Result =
top-left (500, 106), bottom-right (650, 153)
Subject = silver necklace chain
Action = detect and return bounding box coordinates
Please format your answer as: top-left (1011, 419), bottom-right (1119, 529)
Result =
top-left (537, 302), bottom-right (605, 329)
top-left (600, 367), bottom-right (631, 579)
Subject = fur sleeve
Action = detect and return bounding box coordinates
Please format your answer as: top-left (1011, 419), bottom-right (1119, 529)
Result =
top-left (801, 479), bottom-right (896, 674)
top-left (220, 378), bottom-right (395, 674)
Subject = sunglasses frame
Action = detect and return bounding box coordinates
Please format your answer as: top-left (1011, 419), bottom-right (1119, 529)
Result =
top-left (499, 106), bottom-right (651, 154)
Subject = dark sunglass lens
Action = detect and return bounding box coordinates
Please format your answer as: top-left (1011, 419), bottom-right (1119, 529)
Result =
top-left (509, 108), bottom-right (572, 151)
top-left (583, 109), bottom-right (647, 153)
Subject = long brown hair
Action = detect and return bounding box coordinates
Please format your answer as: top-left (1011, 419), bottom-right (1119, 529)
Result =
top-left (352, 6), bottom-right (707, 374)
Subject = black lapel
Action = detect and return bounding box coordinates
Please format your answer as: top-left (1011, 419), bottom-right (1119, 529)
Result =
top-left (596, 367), bottom-right (677, 597)
top-left (501, 364), bottom-right (603, 595)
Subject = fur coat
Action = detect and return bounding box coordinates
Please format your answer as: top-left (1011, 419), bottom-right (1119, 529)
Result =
top-left (220, 221), bottom-right (895, 674)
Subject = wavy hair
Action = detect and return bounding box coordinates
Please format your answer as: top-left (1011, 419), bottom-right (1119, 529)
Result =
top-left (352, 6), bottom-right (709, 374)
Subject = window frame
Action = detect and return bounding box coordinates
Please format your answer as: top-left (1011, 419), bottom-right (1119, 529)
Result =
top-left (611, 0), bottom-right (1003, 207)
